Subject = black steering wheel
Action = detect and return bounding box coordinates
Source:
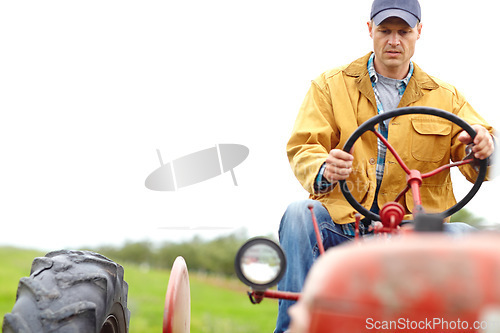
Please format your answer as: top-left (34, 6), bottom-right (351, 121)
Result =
top-left (338, 106), bottom-right (488, 222)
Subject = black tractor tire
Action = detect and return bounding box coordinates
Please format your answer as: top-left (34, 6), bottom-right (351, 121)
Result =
top-left (2, 250), bottom-right (130, 333)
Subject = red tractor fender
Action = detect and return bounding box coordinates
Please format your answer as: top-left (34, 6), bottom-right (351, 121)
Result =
top-left (300, 233), bottom-right (500, 333)
top-left (163, 256), bottom-right (191, 333)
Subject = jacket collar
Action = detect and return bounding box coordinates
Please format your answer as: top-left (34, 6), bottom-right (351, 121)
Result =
top-left (345, 52), bottom-right (439, 108)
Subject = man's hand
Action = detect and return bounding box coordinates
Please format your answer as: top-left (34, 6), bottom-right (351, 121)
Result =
top-left (457, 124), bottom-right (494, 160)
top-left (323, 149), bottom-right (354, 184)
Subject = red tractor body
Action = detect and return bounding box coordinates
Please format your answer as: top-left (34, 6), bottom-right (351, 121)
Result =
top-left (302, 233), bottom-right (500, 332)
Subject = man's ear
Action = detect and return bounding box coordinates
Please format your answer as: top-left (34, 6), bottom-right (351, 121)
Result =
top-left (367, 21), bottom-right (374, 38)
top-left (417, 23), bottom-right (423, 40)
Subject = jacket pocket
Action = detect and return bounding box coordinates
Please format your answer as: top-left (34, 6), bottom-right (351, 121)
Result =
top-left (410, 117), bottom-right (452, 162)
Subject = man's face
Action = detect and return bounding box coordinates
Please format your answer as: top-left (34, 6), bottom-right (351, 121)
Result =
top-left (368, 17), bottom-right (422, 79)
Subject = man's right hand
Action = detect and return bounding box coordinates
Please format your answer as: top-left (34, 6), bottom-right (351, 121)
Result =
top-left (323, 149), bottom-right (354, 184)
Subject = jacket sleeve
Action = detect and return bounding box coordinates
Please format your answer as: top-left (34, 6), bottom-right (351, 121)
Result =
top-left (450, 91), bottom-right (495, 183)
top-left (286, 79), bottom-right (339, 195)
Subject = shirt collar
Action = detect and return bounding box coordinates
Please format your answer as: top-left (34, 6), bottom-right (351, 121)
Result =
top-left (367, 53), bottom-right (414, 86)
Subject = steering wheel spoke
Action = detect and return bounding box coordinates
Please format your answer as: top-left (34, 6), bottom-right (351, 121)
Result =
top-left (372, 128), bottom-right (411, 175)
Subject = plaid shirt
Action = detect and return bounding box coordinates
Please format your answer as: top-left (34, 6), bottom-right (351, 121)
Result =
top-left (341, 54), bottom-right (414, 236)
top-left (367, 53), bottom-right (414, 188)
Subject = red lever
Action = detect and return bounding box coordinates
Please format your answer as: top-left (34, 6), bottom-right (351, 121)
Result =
top-left (308, 204), bottom-right (325, 255)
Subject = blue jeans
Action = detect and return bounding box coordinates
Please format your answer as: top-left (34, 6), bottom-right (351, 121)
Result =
top-left (274, 199), bottom-right (475, 333)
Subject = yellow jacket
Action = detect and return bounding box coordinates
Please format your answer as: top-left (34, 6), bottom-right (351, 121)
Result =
top-left (287, 53), bottom-right (494, 224)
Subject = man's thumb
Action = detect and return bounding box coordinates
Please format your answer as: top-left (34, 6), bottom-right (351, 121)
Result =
top-left (457, 130), bottom-right (472, 144)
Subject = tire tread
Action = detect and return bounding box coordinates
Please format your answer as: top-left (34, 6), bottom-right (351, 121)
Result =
top-left (2, 250), bottom-right (129, 333)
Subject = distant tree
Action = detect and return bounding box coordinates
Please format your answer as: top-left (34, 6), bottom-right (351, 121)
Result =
top-left (93, 228), bottom-right (251, 276)
top-left (450, 208), bottom-right (484, 228)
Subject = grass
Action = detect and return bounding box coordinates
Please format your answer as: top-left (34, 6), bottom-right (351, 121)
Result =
top-left (0, 247), bottom-right (278, 332)
top-left (0, 247), bottom-right (45, 318)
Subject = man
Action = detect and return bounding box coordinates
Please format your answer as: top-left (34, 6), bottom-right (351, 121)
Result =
top-left (275, 0), bottom-right (495, 331)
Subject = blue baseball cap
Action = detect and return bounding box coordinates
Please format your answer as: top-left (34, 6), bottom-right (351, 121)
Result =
top-left (370, 0), bottom-right (421, 27)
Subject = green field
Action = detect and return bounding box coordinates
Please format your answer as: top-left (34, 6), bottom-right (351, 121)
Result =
top-left (0, 247), bottom-right (278, 332)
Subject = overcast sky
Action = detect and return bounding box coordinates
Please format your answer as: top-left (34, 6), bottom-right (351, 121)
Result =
top-left (0, 0), bottom-right (498, 251)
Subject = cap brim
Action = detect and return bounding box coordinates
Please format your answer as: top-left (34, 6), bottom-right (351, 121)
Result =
top-left (372, 9), bottom-right (419, 27)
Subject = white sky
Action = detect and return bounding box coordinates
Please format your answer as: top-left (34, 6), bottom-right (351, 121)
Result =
top-left (0, 0), bottom-right (498, 251)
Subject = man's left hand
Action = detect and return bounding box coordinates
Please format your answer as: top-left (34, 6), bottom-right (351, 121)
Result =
top-left (457, 124), bottom-right (494, 160)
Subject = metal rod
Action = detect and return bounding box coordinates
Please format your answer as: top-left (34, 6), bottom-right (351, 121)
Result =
top-left (355, 214), bottom-right (361, 241)
top-left (410, 180), bottom-right (422, 210)
top-left (252, 290), bottom-right (300, 302)
top-left (308, 204), bottom-right (325, 255)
